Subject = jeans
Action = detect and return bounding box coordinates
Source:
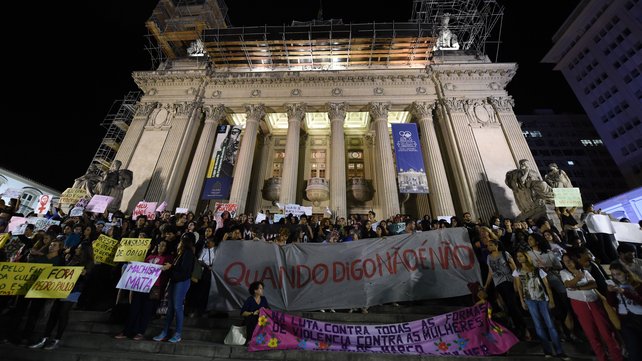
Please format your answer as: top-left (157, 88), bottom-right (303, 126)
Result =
top-left (525, 299), bottom-right (563, 355)
top-left (162, 279), bottom-right (191, 336)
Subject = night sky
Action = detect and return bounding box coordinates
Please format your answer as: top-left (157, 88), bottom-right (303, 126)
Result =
top-left (5, 0), bottom-right (582, 192)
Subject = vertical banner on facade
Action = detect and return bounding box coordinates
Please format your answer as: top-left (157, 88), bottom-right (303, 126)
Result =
top-left (391, 123), bottom-right (429, 193)
top-left (202, 124), bottom-right (242, 200)
top-left (248, 303), bottom-right (518, 355)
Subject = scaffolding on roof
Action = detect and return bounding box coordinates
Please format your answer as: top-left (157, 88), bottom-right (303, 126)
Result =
top-left (411, 0), bottom-right (504, 60)
top-left (145, 0), bottom-right (230, 69)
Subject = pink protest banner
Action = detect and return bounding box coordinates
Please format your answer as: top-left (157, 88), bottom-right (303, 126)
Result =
top-left (132, 201), bottom-right (157, 221)
top-left (248, 303), bottom-right (518, 356)
top-left (85, 195), bottom-right (114, 213)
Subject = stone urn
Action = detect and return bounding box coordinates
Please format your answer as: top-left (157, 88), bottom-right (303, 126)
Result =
top-left (347, 177), bottom-right (374, 203)
top-left (305, 177), bottom-right (330, 206)
top-left (261, 177), bottom-right (282, 203)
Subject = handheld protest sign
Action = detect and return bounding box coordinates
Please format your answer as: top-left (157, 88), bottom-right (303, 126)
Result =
top-left (25, 266), bottom-right (84, 298)
top-left (0, 263), bottom-right (50, 296)
top-left (114, 238), bottom-right (152, 263)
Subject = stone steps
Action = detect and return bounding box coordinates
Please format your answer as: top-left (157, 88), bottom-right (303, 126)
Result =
top-left (0, 332), bottom-right (593, 361)
top-left (0, 306), bottom-right (596, 361)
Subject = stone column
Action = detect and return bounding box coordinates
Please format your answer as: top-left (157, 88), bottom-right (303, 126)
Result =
top-left (489, 96), bottom-right (537, 167)
top-left (411, 101), bottom-right (456, 217)
top-left (369, 102), bottom-right (400, 219)
top-left (442, 98), bottom-right (495, 221)
top-left (279, 103), bottom-right (306, 206)
top-left (115, 102), bottom-right (157, 168)
top-left (146, 101), bottom-right (200, 206)
top-left (179, 104), bottom-right (226, 211)
top-left (328, 102), bottom-right (347, 219)
top-left (229, 104), bottom-right (265, 214)
top-left (249, 133), bottom-right (271, 214)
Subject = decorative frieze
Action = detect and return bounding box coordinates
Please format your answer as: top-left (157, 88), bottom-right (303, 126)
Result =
top-left (327, 102), bottom-right (347, 121)
top-left (488, 96), bottom-right (515, 112)
top-left (135, 102), bottom-right (158, 118)
top-left (245, 104), bottom-right (266, 121)
top-left (442, 98), bottom-right (465, 112)
top-left (368, 102), bottom-right (390, 121)
top-left (203, 104), bottom-right (226, 122)
top-left (411, 101), bottom-right (437, 119)
top-left (463, 99), bottom-right (498, 127)
top-left (290, 89), bottom-right (301, 96)
top-left (285, 103), bottom-right (307, 121)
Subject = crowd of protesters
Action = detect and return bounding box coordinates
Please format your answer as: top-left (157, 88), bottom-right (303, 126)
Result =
top-left (0, 199), bottom-right (641, 360)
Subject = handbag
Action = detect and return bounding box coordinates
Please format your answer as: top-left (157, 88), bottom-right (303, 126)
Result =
top-left (156, 284), bottom-right (171, 315)
top-left (596, 291), bottom-right (621, 330)
top-left (191, 260), bottom-right (204, 283)
top-left (223, 325), bottom-right (246, 345)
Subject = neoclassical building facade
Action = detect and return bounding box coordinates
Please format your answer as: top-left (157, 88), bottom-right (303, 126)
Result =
top-left (110, 52), bottom-right (532, 221)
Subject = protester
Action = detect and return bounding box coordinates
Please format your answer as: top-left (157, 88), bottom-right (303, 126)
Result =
top-left (116, 240), bottom-right (173, 340)
top-left (560, 254), bottom-right (621, 361)
top-left (153, 233), bottom-right (196, 343)
top-left (240, 281), bottom-right (270, 344)
top-left (513, 251), bottom-right (569, 360)
top-left (607, 262), bottom-right (642, 361)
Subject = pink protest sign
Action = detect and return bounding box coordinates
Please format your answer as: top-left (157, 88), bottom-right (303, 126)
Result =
top-left (248, 302), bottom-right (518, 356)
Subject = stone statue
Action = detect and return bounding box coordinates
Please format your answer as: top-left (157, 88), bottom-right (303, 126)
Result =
top-left (73, 163), bottom-right (102, 197)
top-left (505, 159), bottom-right (554, 213)
top-left (544, 163), bottom-right (573, 188)
top-left (95, 160), bottom-right (133, 212)
top-left (434, 14), bottom-right (460, 51)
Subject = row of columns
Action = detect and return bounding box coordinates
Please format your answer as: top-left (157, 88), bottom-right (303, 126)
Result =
top-left (179, 101), bottom-right (456, 219)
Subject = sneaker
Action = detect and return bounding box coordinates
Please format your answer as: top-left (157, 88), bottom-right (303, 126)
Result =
top-left (168, 334), bottom-right (182, 343)
top-left (44, 339), bottom-right (60, 350)
top-left (114, 333), bottom-right (128, 340)
top-left (544, 354), bottom-right (553, 358)
top-left (392, 302), bottom-right (400, 307)
top-left (28, 337), bottom-right (48, 349)
top-left (133, 334), bottom-right (145, 341)
top-left (361, 307), bottom-right (369, 314)
top-left (329, 309), bottom-right (336, 313)
top-left (556, 353), bottom-right (571, 361)
top-left (348, 308), bottom-right (355, 313)
top-left (319, 309), bottom-right (326, 313)
top-left (153, 332), bottom-right (168, 342)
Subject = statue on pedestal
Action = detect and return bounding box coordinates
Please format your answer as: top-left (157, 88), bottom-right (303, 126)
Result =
top-left (433, 14), bottom-right (460, 51)
top-left (505, 159), bottom-right (554, 213)
top-left (95, 160), bottom-right (133, 212)
top-left (73, 163), bottom-right (102, 197)
top-left (544, 163), bottom-right (573, 188)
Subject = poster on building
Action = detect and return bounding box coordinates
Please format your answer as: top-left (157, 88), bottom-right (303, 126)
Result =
top-left (391, 123), bottom-right (429, 193)
top-left (201, 177), bottom-right (232, 200)
top-left (202, 125), bottom-right (242, 200)
top-left (248, 303), bottom-right (518, 356)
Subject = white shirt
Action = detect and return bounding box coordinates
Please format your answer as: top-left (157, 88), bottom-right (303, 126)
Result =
top-left (198, 246), bottom-right (217, 268)
top-left (560, 269), bottom-right (598, 302)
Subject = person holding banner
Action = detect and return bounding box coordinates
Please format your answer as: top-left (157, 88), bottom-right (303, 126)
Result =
top-left (513, 251), bottom-right (570, 360)
top-left (116, 240), bottom-right (173, 340)
top-left (153, 233), bottom-right (195, 343)
top-left (15, 238), bottom-right (65, 345)
top-left (29, 241), bottom-right (94, 350)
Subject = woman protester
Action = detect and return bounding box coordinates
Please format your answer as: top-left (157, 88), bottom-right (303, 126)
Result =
top-left (560, 254), bottom-right (622, 361)
top-left (116, 240), bottom-right (173, 340)
top-left (153, 233), bottom-right (196, 343)
top-left (240, 281), bottom-right (270, 343)
top-left (607, 261), bottom-right (642, 361)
